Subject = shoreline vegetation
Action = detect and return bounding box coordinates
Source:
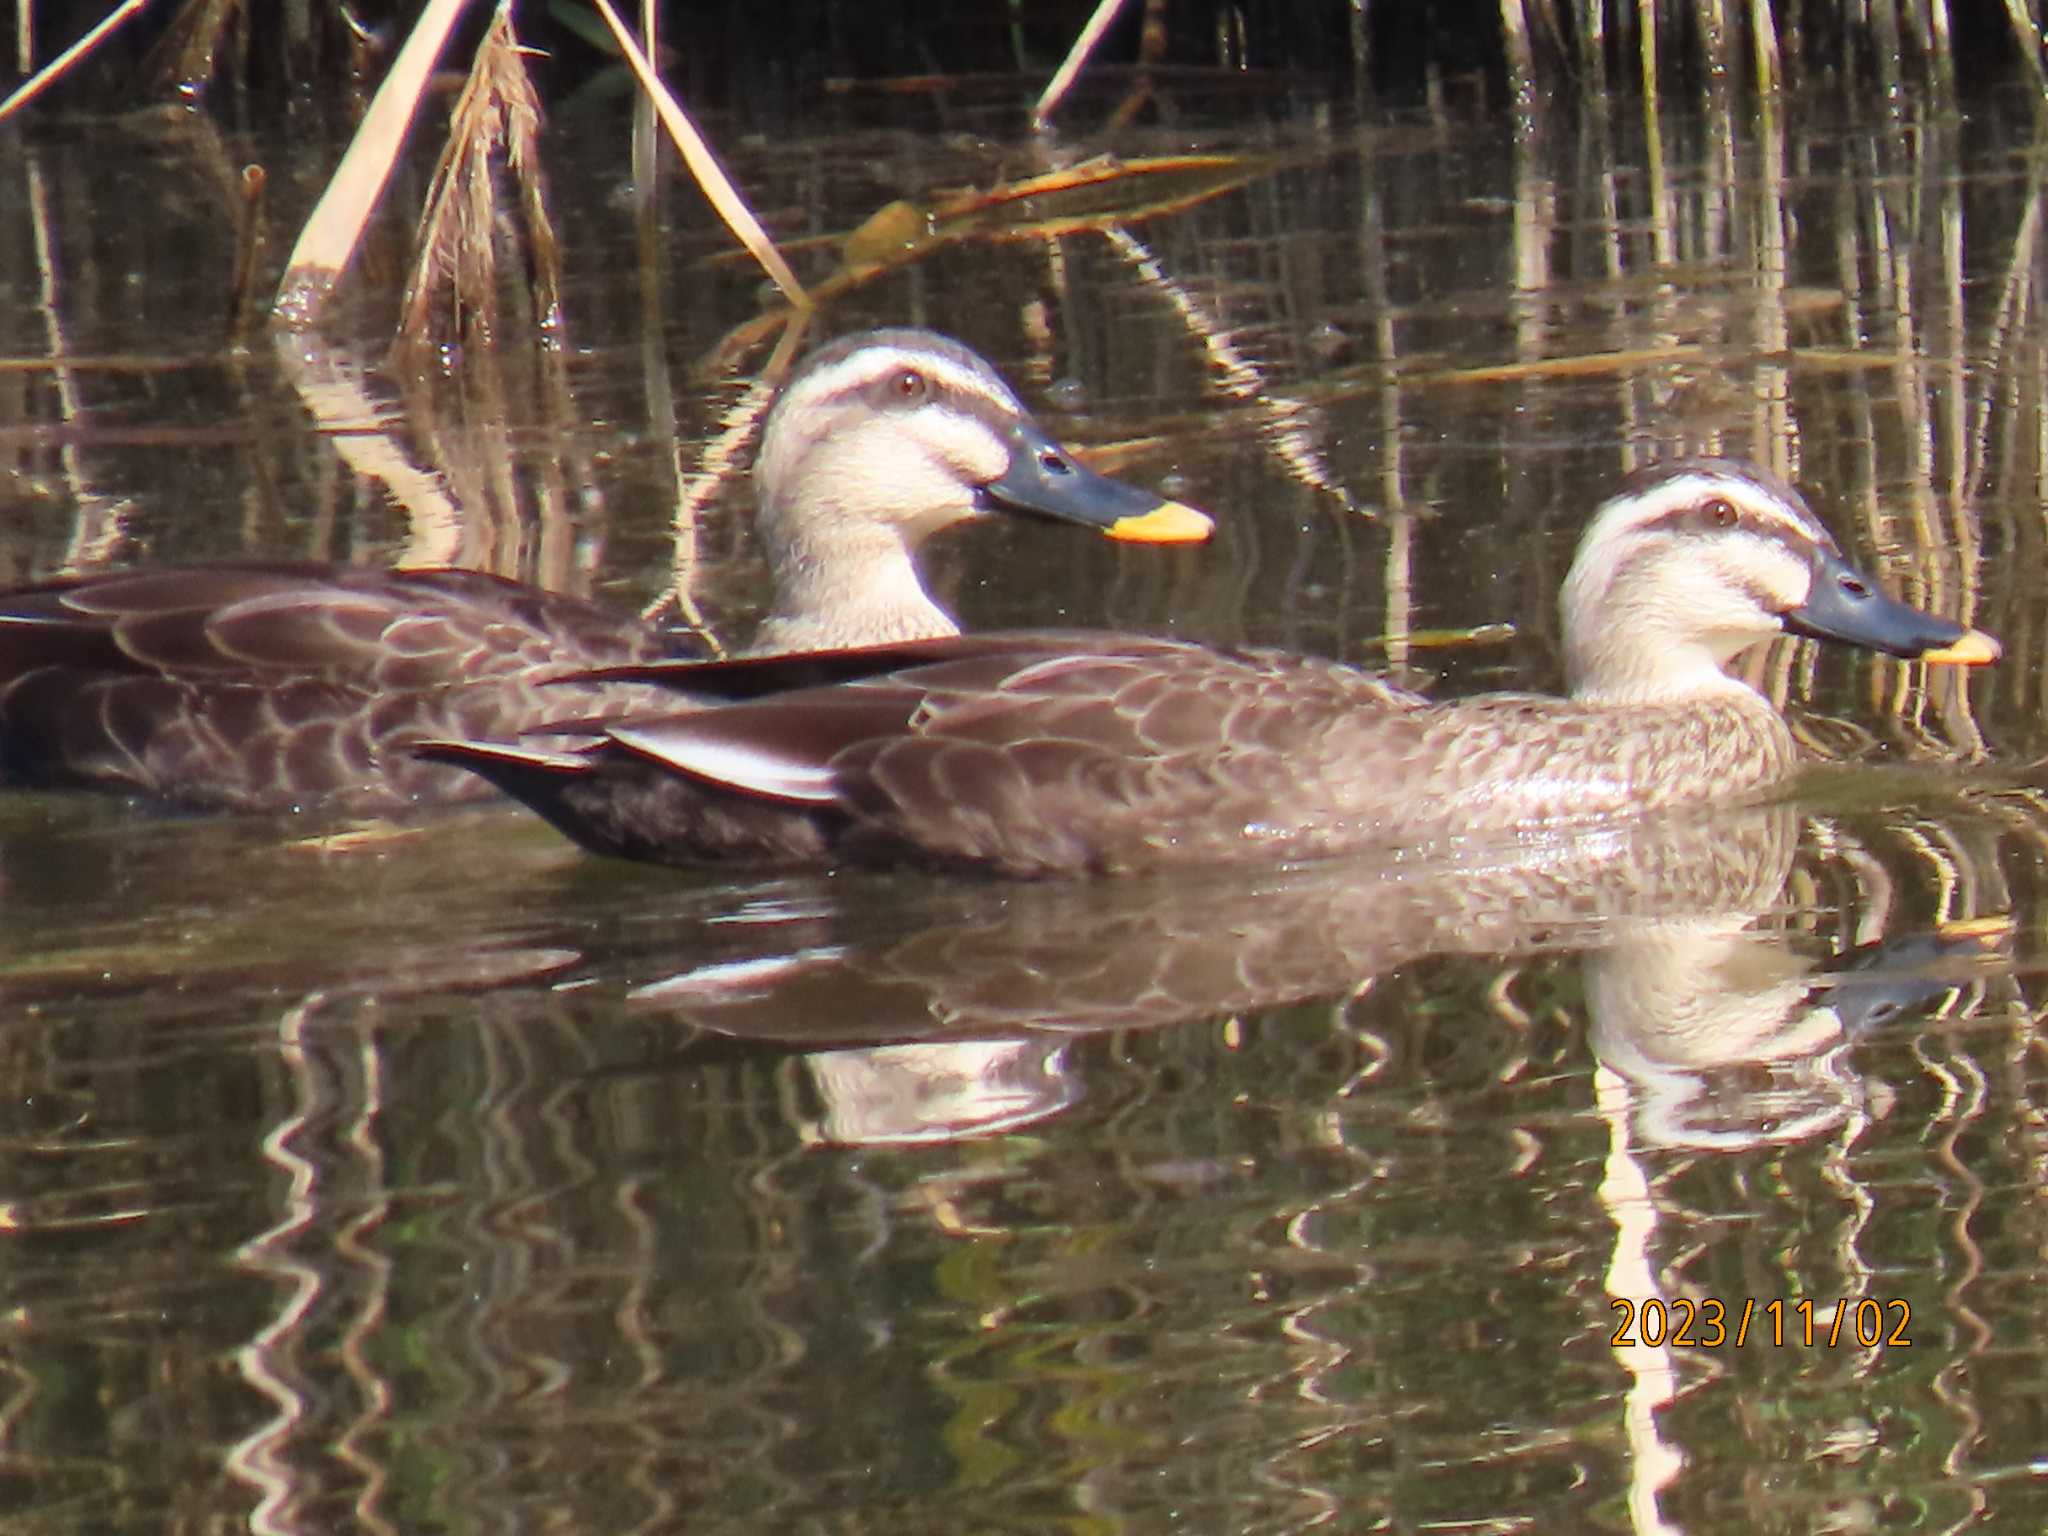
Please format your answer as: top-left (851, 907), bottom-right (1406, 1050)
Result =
top-left (5, 0), bottom-right (2036, 118)
top-left (2, 1), bottom-right (2036, 346)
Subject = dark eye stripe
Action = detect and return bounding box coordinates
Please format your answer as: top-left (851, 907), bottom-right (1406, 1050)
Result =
top-left (1635, 496), bottom-right (1812, 547)
top-left (793, 350), bottom-right (1016, 425)
top-left (840, 372), bottom-right (1023, 437)
top-left (1742, 576), bottom-right (1785, 613)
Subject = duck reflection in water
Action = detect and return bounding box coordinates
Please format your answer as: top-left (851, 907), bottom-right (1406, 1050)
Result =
top-left (627, 804), bottom-right (2007, 1149)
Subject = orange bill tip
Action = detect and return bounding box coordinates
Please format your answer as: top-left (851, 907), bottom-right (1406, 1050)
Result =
top-left (1920, 628), bottom-right (2000, 666)
top-left (1106, 500), bottom-right (1214, 544)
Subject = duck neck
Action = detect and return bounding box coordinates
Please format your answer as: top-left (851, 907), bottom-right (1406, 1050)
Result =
top-left (748, 514), bottom-right (957, 655)
top-left (1566, 637), bottom-right (1768, 710)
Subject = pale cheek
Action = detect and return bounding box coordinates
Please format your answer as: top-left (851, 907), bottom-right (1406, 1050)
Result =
top-left (1705, 593), bottom-right (1783, 635)
top-left (856, 456), bottom-right (972, 515)
top-left (843, 455), bottom-right (987, 543)
top-left (919, 411), bottom-right (1012, 484)
top-left (969, 435), bottom-right (1012, 484)
top-left (1680, 562), bottom-right (1796, 635)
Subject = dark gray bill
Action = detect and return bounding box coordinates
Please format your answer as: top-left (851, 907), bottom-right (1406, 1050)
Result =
top-left (979, 418), bottom-right (1212, 544)
top-left (1783, 546), bottom-right (1999, 665)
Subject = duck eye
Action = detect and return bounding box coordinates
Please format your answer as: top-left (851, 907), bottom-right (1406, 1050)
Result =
top-left (1703, 497), bottom-right (1738, 528)
top-left (893, 369), bottom-right (928, 403)
top-left (1839, 575), bottom-right (1870, 598)
top-left (1039, 450), bottom-right (1071, 476)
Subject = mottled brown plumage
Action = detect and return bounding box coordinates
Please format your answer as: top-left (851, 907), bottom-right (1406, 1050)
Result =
top-left (0, 564), bottom-right (682, 813)
top-left (0, 330), bottom-right (1207, 815)
top-left (422, 459), bottom-right (1999, 876)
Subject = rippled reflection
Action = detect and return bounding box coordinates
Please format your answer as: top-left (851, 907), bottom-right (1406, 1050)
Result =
top-left (2, 793), bottom-right (2039, 1534)
top-left (622, 796), bottom-right (2013, 1151)
top-left (9, 76), bottom-right (2048, 1536)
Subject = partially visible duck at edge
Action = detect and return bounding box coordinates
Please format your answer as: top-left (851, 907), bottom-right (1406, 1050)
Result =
top-left (421, 458), bottom-right (2001, 877)
top-left (0, 329), bottom-right (1211, 815)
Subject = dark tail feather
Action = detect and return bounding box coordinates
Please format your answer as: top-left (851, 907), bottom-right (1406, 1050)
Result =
top-left (409, 737), bottom-right (625, 853)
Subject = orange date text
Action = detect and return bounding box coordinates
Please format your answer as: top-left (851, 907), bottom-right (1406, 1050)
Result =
top-left (1608, 1296), bottom-right (1911, 1349)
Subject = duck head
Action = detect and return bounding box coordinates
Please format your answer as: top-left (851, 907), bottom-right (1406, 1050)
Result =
top-left (745, 329), bottom-right (1211, 649)
top-left (1559, 459), bottom-right (1999, 703)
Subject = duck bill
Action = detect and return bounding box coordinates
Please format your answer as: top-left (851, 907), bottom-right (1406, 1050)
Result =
top-left (1783, 546), bottom-right (2001, 665)
top-left (979, 418), bottom-right (1213, 544)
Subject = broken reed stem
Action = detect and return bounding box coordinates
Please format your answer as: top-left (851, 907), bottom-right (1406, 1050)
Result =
top-left (2002, 0), bottom-right (2048, 99)
top-left (1500, 0), bottom-right (1536, 109)
top-left (0, 0), bottom-right (151, 125)
top-left (630, 0), bottom-right (659, 214)
top-left (1926, 0), bottom-right (1956, 96)
top-left (1748, 0), bottom-right (1781, 93)
top-left (271, 0), bottom-right (469, 327)
top-left (589, 0), bottom-right (810, 312)
top-left (226, 163), bottom-right (268, 344)
top-left (1033, 0), bottom-right (1130, 130)
top-left (1102, 0), bottom-right (1166, 133)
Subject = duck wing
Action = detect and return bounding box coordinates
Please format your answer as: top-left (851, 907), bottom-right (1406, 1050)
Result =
top-left (0, 563), bottom-right (684, 813)
top-left (425, 632), bottom-right (1438, 875)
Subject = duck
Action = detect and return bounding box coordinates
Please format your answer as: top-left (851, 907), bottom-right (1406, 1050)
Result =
top-left (0, 329), bottom-right (1210, 815)
top-left (417, 458), bottom-right (2001, 876)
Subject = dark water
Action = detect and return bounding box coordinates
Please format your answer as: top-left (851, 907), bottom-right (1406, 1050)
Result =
top-left (4, 77), bottom-right (2048, 1534)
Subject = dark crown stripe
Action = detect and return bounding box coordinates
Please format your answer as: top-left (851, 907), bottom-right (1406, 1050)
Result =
top-left (784, 333), bottom-right (1021, 422)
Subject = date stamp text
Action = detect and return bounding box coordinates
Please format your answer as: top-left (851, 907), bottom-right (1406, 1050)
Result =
top-left (1610, 1296), bottom-right (1911, 1349)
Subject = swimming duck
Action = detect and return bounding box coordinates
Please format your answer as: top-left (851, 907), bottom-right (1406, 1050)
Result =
top-left (419, 459), bottom-right (2000, 876)
top-left (0, 330), bottom-right (1209, 814)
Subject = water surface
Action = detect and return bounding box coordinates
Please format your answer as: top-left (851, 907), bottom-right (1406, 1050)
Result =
top-left (2, 78), bottom-right (2047, 1535)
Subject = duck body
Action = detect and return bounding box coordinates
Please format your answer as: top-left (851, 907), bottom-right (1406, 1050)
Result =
top-left (0, 331), bottom-right (1207, 815)
top-left (421, 459), bottom-right (1999, 877)
top-left (426, 631), bottom-right (1804, 875)
top-left (0, 563), bottom-right (688, 814)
